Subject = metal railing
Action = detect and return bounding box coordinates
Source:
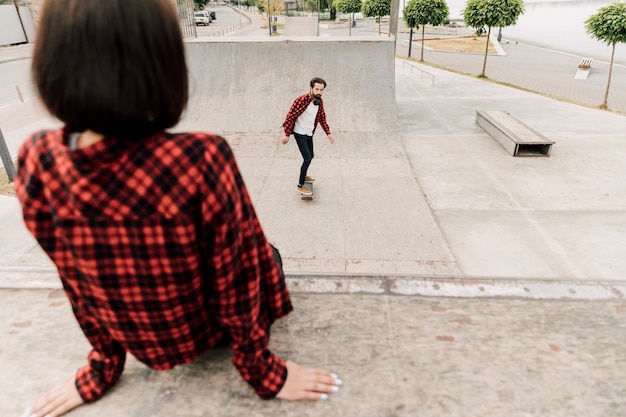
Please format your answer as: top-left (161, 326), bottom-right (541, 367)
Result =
top-left (176, 0), bottom-right (197, 38)
top-left (402, 60), bottom-right (435, 86)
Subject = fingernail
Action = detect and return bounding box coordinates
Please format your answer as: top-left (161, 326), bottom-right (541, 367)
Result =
top-left (331, 373), bottom-right (338, 379)
top-left (44, 414), bottom-right (52, 417)
top-left (332, 385), bottom-right (340, 392)
top-left (21, 407), bottom-right (31, 417)
top-left (334, 378), bottom-right (343, 386)
top-left (321, 393), bottom-right (329, 400)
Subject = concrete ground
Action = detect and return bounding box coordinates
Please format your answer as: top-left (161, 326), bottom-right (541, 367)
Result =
top-left (2, 7), bottom-right (626, 417)
top-left (4, 289), bottom-right (626, 417)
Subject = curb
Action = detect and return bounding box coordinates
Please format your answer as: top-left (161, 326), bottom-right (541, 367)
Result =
top-left (2, 267), bottom-right (625, 300)
top-left (287, 273), bottom-right (626, 300)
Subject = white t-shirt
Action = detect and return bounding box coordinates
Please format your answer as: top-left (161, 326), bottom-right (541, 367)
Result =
top-left (293, 101), bottom-right (318, 136)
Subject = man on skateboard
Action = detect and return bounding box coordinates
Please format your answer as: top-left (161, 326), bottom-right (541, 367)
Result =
top-left (282, 77), bottom-right (335, 197)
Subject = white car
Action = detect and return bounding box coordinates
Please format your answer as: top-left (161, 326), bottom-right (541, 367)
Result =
top-left (194, 12), bottom-right (210, 26)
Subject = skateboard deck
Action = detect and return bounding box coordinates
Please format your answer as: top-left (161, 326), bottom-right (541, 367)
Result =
top-left (300, 181), bottom-right (314, 200)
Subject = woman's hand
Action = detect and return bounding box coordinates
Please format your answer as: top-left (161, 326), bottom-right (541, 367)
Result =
top-left (23, 375), bottom-right (84, 417)
top-left (276, 360), bottom-right (342, 401)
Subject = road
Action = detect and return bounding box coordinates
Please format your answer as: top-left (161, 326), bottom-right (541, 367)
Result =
top-left (194, 3), bottom-right (250, 37)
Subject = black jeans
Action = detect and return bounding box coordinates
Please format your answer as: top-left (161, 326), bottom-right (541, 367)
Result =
top-left (294, 132), bottom-right (314, 186)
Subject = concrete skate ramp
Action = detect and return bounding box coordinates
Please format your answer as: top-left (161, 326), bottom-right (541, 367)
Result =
top-left (179, 37), bottom-right (397, 134)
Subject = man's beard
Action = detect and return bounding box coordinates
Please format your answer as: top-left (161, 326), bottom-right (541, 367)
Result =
top-left (313, 94), bottom-right (321, 100)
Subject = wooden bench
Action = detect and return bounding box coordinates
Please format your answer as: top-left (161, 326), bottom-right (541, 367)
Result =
top-left (575, 57), bottom-right (593, 79)
top-left (475, 110), bottom-right (555, 157)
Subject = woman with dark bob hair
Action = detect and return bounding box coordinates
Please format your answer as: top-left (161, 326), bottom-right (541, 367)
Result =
top-left (16, 1), bottom-right (341, 416)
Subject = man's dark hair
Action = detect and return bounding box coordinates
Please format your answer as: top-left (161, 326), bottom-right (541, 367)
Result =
top-left (310, 77), bottom-right (327, 88)
top-left (32, 0), bottom-right (188, 139)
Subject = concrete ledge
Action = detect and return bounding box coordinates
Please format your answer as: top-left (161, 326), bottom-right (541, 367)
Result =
top-left (288, 273), bottom-right (626, 300)
top-left (476, 110), bottom-right (554, 156)
top-left (2, 266), bottom-right (625, 300)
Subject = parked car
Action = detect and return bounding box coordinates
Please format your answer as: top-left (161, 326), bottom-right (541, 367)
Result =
top-left (194, 12), bottom-right (210, 26)
top-left (196, 10), bottom-right (214, 21)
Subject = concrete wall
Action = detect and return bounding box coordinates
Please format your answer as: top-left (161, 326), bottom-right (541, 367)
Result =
top-left (0, 5), bottom-right (27, 45)
top-left (179, 37), bottom-right (397, 134)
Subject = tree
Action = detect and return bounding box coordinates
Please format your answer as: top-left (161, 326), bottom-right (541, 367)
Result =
top-left (403, 0), bottom-right (449, 61)
top-left (254, 0), bottom-right (266, 13)
top-left (264, 0), bottom-right (284, 34)
top-left (463, 0), bottom-right (524, 77)
top-left (334, 0), bottom-right (362, 35)
top-left (362, 0), bottom-right (391, 35)
top-left (268, 0), bottom-right (284, 16)
top-left (585, 2), bottom-right (626, 109)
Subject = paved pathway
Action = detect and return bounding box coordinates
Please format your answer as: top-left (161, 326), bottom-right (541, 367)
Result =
top-left (395, 32), bottom-right (626, 115)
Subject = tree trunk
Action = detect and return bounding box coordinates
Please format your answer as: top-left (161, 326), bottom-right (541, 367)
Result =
top-left (481, 26), bottom-right (491, 77)
top-left (349, 13), bottom-right (352, 36)
top-left (408, 28), bottom-right (413, 57)
top-left (420, 25), bottom-right (425, 62)
top-left (602, 43), bottom-right (616, 109)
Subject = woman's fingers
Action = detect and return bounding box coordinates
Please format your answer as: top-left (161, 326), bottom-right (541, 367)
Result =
top-left (25, 375), bottom-right (83, 417)
top-left (276, 360), bottom-right (342, 401)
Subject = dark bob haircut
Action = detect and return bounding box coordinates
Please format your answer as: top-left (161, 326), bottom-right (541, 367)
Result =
top-left (310, 77), bottom-right (327, 88)
top-left (32, 0), bottom-right (188, 139)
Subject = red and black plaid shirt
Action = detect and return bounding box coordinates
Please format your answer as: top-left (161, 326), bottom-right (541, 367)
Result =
top-left (15, 128), bottom-right (293, 402)
top-left (282, 93), bottom-right (331, 137)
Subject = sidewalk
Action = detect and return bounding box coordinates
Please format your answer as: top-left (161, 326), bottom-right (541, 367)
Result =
top-left (0, 43), bottom-right (33, 64)
top-left (395, 33), bottom-right (626, 114)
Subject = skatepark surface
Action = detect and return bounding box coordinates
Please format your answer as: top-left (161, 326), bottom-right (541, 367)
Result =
top-left (2, 8), bottom-right (626, 416)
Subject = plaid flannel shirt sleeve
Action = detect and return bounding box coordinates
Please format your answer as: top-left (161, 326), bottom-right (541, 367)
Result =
top-left (15, 136), bottom-right (127, 402)
top-left (200, 138), bottom-right (288, 399)
top-left (73, 308), bottom-right (127, 402)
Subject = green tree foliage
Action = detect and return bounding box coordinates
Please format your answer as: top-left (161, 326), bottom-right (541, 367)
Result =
top-left (585, 2), bottom-right (626, 109)
top-left (303, 0), bottom-right (319, 12)
top-left (362, 0), bottom-right (391, 35)
top-left (334, 0), bottom-right (362, 35)
top-left (193, 0), bottom-right (209, 10)
top-left (403, 0), bottom-right (449, 61)
top-left (254, 0), bottom-right (266, 13)
top-left (334, 0), bottom-right (362, 15)
top-left (301, 0), bottom-right (335, 17)
top-left (463, 0), bottom-right (524, 77)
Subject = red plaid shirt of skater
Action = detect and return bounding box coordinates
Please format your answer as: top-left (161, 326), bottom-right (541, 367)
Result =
top-left (15, 128), bottom-right (293, 402)
top-left (283, 93), bottom-right (331, 137)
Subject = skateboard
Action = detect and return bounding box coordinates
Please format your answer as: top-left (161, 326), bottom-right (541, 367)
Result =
top-left (300, 181), bottom-right (314, 200)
